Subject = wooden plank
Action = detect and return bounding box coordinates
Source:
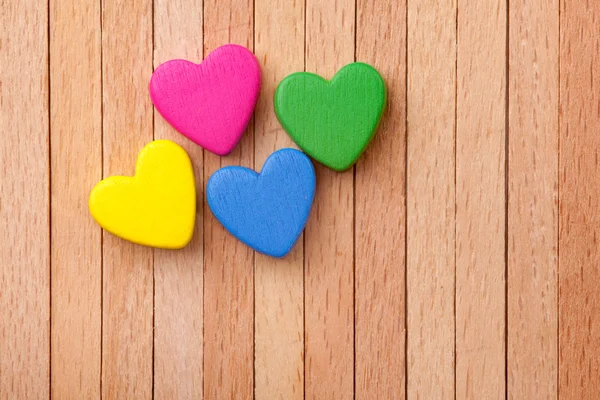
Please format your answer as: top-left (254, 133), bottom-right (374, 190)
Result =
top-left (0, 1), bottom-right (50, 397)
top-left (202, 0), bottom-right (254, 398)
top-left (354, 1), bottom-right (407, 398)
top-left (455, 0), bottom-right (506, 398)
top-left (101, 0), bottom-right (154, 397)
top-left (559, 0), bottom-right (600, 396)
top-left (49, 0), bottom-right (102, 397)
top-left (508, 0), bottom-right (558, 398)
top-left (303, 0), bottom-right (355, 398)
top-left (153, 0), bottom-right (204, 398)
top-left (405, 0), bottom-right (456, 398)
top-left (254, 0), bottom-right (305, 398)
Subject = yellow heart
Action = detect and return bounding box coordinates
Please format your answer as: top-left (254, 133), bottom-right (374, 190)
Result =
top-left (89, 140), bottom-right (196, 249)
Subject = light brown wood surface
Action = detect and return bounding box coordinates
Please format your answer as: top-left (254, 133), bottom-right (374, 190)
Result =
top-left (407, 0), bottom-right (456, 398)
top-left (254, 0), bottom-right (305, 398)
top-left (304, 0), bottom-right (355, 398)
top-left (101, 0), bottom-right (154, 398)
top-left (559, 0), bottom-right (600, 397)
top-left (509, 0), bottom-right (558, 398)
top-left (355, 1), bottom-right (406, 399)
top-left (153, 0), bottom-right (204, 398)
top-left (50, 0), bottom-right (102, 398)
top-left (0, 0), bottom-right (50, 398)
top-left (2, 0), bottom-right (600, 398)
top-left (456, 0), bottom-right (507, 398)
top-left (202, 0), bottom-right (255, 398)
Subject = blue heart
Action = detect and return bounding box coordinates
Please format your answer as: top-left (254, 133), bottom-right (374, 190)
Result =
top-left (207, 148), bottom-right (316, 258)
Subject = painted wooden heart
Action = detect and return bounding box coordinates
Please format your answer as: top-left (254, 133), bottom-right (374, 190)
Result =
top-left (274, 62), bottom-right (386, 171)
top-left (206, 148), bottom-right (315, 258)
top-left (89, 140), bottom-right (196, 249)
top-left (150, 44), bottom-right (261, 156)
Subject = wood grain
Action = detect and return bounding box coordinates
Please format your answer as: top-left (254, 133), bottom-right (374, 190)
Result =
top-left (101, 0), bottom-right (154, 397)
top-left (406, 0), bottom-right (456, 398)
top-left (456, 0), bottom-right (507, 398)
top-left (202, 0), bottom-right (255, 398)
top-left (304, 0), bottom-right (355, 398)
top-left (50, 0), bottom-right (102, 397)
top-left (0, 1), bottom-right (50, 398)
top-left (559, 0), bottom-right (600, 396)
top-left (254, 0), bottom-right (305, 397)
top-left (508, 0), bottom-right (558, 398)
top-left (6, 1), bottom-right (600, 398)
top-left (153, 0), bottom-right (204, 398)
top-left (354, 1), bottom-right (407, 398)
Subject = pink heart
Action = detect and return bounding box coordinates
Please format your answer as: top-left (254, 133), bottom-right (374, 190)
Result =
top-left (150, 44), bottom-right (261, 156)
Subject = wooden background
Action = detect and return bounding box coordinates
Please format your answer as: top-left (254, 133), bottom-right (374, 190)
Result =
top-left (1, 0), bottom-right (598, 398)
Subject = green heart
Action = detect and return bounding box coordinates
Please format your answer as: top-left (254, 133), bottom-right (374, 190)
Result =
top-left (274, 63), bottom-right (387, 171)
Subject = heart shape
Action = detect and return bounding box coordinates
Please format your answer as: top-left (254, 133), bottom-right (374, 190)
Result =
top-left (149, 44), bottom-right (261, 156)
top-left (89, 140), bottom-right (196, 249)
top-left (274, 62), bottom-right (386, 171)
top-left (207, 148), bottom-right (315, 258)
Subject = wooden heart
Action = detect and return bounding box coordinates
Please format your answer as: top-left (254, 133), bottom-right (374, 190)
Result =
top-left (150, 44), bottom-right (261, 156)
top-left (274, 62), bottom-right (386, 171)
top-left (89, 140), bottom-right (196, 249)
top-left (207, 148), bottom-right (315, 258)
